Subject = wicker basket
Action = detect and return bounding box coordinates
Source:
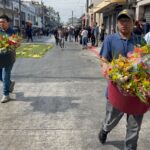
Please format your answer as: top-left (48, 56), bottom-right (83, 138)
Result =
top-left (108, 80), bottom-right (150, 115)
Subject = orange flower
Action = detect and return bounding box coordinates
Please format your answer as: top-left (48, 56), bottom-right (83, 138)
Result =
top-left (134, 47), bottom-right (144, 53)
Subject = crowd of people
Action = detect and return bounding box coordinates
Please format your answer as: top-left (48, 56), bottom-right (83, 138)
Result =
top-left (53, 23), bottom-right (106, 49)
top-left (52, 15), bottom-right (150, 51)
top-left (133, 18), bottom-right (150, 44)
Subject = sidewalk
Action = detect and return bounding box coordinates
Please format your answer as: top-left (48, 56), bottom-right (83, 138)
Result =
top-left (88, 43), bottom-right (102, 58)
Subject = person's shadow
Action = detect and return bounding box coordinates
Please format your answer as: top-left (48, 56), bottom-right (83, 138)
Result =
top-left (13, 92), bottom-right (80, 114)
top-left (105, 140), bottom-right (124, 150)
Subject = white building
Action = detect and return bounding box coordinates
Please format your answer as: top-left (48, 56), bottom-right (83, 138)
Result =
top-left (0, 0), bottom-right (42, 29)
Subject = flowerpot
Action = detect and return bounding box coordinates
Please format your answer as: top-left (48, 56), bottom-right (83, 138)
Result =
top-left (108, 80), bottom-right (150, 115)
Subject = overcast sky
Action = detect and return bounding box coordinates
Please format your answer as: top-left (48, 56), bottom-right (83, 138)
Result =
top-left (42, 0), bottom-right (86, 23)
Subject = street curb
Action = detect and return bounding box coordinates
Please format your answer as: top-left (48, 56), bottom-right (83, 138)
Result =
top-left (88, 46), bottom-right (100, 58)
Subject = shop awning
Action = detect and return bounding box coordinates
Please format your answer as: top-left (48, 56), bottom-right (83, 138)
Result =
top-left (93, 0), bottom-right (126, 13)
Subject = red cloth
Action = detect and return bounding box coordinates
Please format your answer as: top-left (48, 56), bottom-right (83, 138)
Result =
top-left (108, 81), bottom-right (150, 115)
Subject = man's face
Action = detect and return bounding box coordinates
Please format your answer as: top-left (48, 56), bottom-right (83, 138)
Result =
top-left (117, 17), bottom-right (133, 34)
top-left (0, 19), bottom-right (9, 31)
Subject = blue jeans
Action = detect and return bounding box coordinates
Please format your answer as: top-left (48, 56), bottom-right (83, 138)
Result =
top-left (0, 65), bottom-right (13, 96)
top-left (82, 37), bottom-right (87, 48)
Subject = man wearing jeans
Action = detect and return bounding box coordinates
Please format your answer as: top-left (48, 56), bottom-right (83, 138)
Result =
top-left (99, 9), bottom-right (146, 150)
top-left (0, 15), bottom-right (16, 103)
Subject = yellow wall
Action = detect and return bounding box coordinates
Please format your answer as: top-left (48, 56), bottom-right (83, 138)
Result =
top-left (93, 0), bottom-right (126, 13)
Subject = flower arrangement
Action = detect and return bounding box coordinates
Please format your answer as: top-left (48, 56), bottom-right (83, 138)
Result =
top-left (102, 45), bottom-right (150, 104)
top-left (0, 34), bottom-right (22, 53)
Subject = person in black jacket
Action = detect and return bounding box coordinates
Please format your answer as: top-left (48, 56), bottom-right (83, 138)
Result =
top-left (25, 22), bottom-right (33, 42)
top-left (0, 15), bottom-right (17, 103)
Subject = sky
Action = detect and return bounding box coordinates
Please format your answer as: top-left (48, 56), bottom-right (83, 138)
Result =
top-left (41, 0), bottom-right (86, 23)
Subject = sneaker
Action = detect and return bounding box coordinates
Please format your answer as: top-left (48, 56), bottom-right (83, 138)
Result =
top-left (9, 80), bottom-right (15, 93)
top-left (98, 129), bottom-right (109, 144)
top-left (1, 95), bottom-right (10, 103)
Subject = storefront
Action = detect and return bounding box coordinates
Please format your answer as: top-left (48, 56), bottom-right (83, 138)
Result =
top-left (93, 0), bottom-right (126, 34)
top-left (144, 5), bottom-right (150, 23)
top-left (136, 0), bottom-right (150, 23)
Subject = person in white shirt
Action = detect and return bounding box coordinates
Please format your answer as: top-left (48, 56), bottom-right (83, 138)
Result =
top-left (144, 31), bottom-right (150, 44)
top-left (58, 27), bottom-right (65, 48)
top-left (81, 27), bottom-right (88, 49)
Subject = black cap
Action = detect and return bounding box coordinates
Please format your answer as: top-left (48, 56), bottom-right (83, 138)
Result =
top-left (117, 9), bottom-right (134, 21)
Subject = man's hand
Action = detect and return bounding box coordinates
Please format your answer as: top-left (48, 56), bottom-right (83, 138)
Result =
top-left (100, 57), bottom-right (109, 78)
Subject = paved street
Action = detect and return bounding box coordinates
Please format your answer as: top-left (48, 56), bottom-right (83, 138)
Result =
top-left (0, 37), bottom-right (150, 150)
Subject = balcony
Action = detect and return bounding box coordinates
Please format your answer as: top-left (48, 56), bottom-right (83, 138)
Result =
top-left (93, 0), bottom-right (126, 13)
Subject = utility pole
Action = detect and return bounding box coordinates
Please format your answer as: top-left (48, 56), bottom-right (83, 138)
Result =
top-left (19, 0), bottom-right (22, 29)
top-left (86, 0), bottom-right (89, 14)
top-left (41, 0), bottom-right (44, 28)
top-left (86, 0), bottom-right (89, 26)
top-left (2, 0), bottom-right (7, 14)
top-left (72, 10), bottom-right (73, 26)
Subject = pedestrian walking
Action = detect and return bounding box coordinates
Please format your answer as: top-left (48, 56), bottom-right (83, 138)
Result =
top-left (100, 23), bottom-right (105, 42)
top-left (94, 22), bottom-right (99, 47)
top-left (53, 28), bottom-right (59, 46)
top-left (25, 21), bottom-right (33, 42)
top-left (140, 18), bottom-right (150, 35)
top-left (58, 27), bottom-right (65, 49)
top-left (91, 26), bottom-right (95, 46)
top-left (68, 28), bottom-right (72, 42)
top-left (81, 27), bottom-right (88, 49)
top-left (74, 28), bottom-right (79, 42)
top-left (99, 9), bottom-right (146, 150)
top-left (133, 20), bottom-right (143, 43)
top-left (64, 28), bottom-right (69, 42)
top-left (144, 31), bottom-right (150, 44)
top-left (87, 26), bottom-right (92, 42)
top-left (0, 15), bottom-right (19, 103)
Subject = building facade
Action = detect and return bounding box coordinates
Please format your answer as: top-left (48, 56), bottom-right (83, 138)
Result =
top-left (0, 0), bottom-right (60, 32)
top-left (88, 0), bottom-right (150, 34)
top-left (136, 0), bottom-right (150, 22)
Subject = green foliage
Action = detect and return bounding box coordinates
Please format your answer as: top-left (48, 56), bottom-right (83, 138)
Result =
top-left (16, 44), bottom-right (53, 58)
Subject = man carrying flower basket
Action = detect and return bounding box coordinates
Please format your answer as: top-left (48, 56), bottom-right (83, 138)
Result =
top-left (98, 9), bottom-right (148, 150)
top-left (0, 15), bottom-right (21, 103)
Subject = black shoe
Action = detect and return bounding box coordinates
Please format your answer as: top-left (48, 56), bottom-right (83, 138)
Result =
top-left (98, 129), bottom-right (108, 144)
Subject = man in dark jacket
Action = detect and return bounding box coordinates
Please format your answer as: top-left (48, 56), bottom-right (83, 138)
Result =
top-left (0, 15), bottom-right (16, 103)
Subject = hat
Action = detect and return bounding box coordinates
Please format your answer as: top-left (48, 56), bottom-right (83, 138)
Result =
top-left (117, 9), bottom-right (134, 20)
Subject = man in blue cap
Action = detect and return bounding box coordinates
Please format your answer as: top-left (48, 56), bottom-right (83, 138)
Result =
top-left (99, 9), bottom-right (146, 150)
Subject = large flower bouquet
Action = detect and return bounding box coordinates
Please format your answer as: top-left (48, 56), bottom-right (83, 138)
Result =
top-left (0, 34), bottom-right (22, 53)
top-left (102, 45), bottom-right (150, 104)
